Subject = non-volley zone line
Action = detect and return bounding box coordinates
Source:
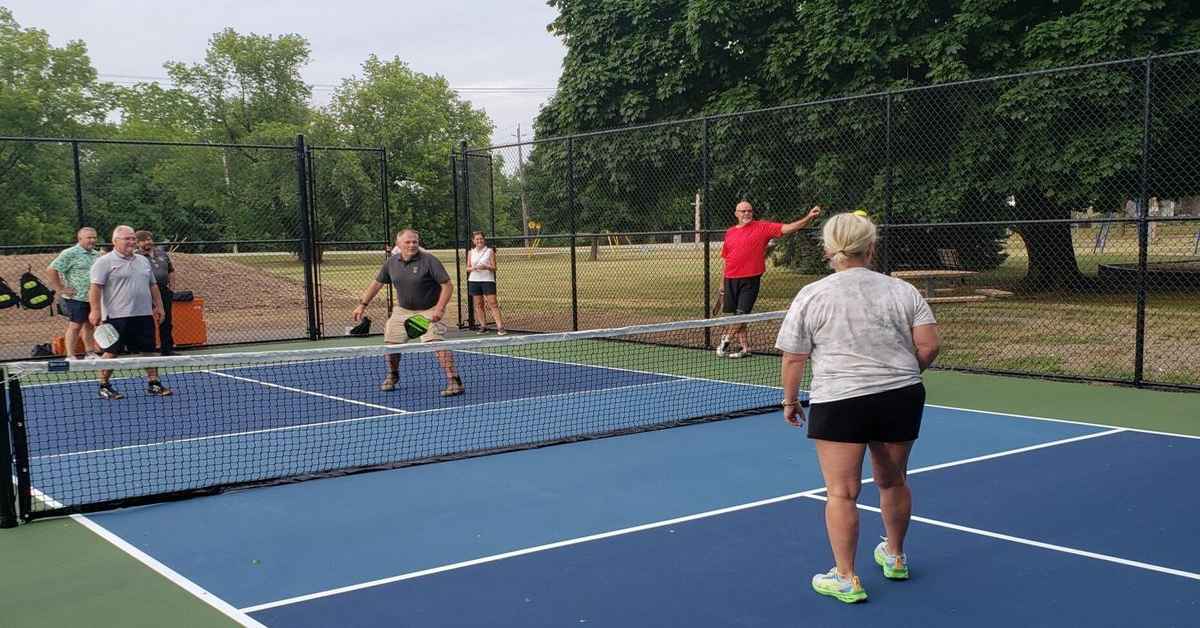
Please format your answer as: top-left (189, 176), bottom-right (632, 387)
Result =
top-left (240, 426), bottom-right (1132, 613)
top-left (30, 375), bottom-right (718, 461)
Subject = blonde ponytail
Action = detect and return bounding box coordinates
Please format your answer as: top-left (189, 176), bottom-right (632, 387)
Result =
top-left (822, 212), bottom-right (877, 268)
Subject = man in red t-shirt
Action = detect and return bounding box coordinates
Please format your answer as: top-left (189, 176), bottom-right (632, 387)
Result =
top-left (718, 200), bottom-right (822, 357)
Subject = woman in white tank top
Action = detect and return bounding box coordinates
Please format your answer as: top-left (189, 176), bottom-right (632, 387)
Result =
top-left (467, 231), bottom-right (506, 335)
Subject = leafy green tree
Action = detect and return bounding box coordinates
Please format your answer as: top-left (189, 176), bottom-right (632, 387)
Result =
top-left (535, 0), bottom-right (1200, 289)
top-left (0, 8), bottom-right (111, 244)
top-left (325, 55), bottom-right (492, 248)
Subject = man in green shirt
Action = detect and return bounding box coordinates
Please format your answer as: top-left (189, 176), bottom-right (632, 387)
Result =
top-left (47, 227), bottom-right (102, 359)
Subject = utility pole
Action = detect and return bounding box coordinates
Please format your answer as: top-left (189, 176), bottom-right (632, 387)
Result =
top-left (516, 124), bottom-right (530, 240)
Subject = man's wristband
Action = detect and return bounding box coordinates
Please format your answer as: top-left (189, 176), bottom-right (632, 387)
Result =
top-left (781, 400), bottom-right (799, 407)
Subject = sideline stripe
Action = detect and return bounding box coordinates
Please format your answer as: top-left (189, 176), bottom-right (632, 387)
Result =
top-left (21, 484), bottom-right (267, 627)
top-left (239, 428), bottom-right (1126, 613)
top-left (804, 494), bottom-right (1200, 582)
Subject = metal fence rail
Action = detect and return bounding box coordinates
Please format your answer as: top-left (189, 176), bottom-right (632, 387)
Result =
top-left (456, 51), bottom-right (1200, 390)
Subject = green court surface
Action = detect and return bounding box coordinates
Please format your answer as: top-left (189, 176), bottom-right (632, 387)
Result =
top-left (1, 369), bottom-right (1197, 627)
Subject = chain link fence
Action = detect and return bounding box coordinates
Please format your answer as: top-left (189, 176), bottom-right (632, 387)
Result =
top-left (0, 136), bottom-right (388, 360)
top-left (457, 51), bottom-right (1200, 391)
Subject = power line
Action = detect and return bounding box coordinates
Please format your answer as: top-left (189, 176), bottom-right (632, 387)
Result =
top-left (96, 73), bottom-right (555, 94)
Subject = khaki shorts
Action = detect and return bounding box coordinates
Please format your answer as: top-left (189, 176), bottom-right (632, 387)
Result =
top-left (384, 307), bottom-right (447, 344)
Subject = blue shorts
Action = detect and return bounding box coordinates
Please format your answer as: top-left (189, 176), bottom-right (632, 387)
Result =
top-left (60, 298), bottom-right (91, 324)
top-left (467, 281), bottom-right (497, 296)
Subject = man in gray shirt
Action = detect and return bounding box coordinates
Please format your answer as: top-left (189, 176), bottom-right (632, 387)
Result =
top-left (135, 230), bottom-right (176, 355)
top-left (88, 225), bottom-right (171, 399)
top-left (352, 228), bottom-right (463, 396)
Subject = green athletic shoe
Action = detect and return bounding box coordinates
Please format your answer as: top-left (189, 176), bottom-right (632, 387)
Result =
top-left (874, 539), bottom-right (910, 580)
top-left (811, 568), bottom-right (868, 603)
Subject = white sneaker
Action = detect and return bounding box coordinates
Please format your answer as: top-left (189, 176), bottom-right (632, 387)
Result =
top-left (727, 348), bottom-right (751, 359)
top-left (716, 335), bottom-right (731, 357)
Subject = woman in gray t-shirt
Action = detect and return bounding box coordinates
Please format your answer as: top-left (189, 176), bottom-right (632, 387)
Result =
top-left (775, 211), bottom-right (941, 603)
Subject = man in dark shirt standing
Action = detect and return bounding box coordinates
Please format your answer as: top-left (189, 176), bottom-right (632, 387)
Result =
top-left (352, 229), bottom-right (463, 396)
top-left (134, 230), bottom-right (176, 355)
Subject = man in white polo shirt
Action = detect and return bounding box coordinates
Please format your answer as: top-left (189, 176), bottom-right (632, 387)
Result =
top-left (88, 225), bottom-right (172, 400)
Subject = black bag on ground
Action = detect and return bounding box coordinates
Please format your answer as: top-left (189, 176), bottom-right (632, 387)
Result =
top-left (348, 316), bottom-right (371, 336)
top-left (19, 271), bottom-right (55, 309)
top-left (0, 277), bottom-right (17, 309)
top-left (31, 343), bottom-right (53, 358)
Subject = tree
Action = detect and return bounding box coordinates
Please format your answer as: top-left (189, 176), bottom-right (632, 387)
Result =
top-left (0, 8), bottom-right (111, 244)
top-left (324, 55), bottom-right (492, 248)
top-left (536, 0), bottom-right (1200, 290)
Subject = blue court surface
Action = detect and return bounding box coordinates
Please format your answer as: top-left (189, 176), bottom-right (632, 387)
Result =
top-left (20, 352), bottom-right (1200, 627)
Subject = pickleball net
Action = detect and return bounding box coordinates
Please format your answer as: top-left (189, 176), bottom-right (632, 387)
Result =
top-left (1, 311), bottom-right (787, 522)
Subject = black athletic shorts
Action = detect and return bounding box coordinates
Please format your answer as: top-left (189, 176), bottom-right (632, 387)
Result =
top-left (105, 315), bottom-right (158, 355)
top-left (722, 276), bottom-right (762, 314)
top-left (807, 383), bottom-right (926, 443)
top-left (467, 281), bottom-right (497, 296)
top-left (60, 298), bottom-right (91, 324)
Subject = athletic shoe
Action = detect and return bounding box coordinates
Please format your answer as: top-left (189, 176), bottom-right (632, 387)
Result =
top-left (441, 376), bottom-right (465, 397)
top-left (874, 539), bottom-right (909, 580)
top-left (727, 348), bottom-right (751, 359)
top-left (146, 381), bottom-right (173, 397)
top-left (811, 568), bottom-right (868, 603)
top-left (380, 373), bottom-right (398, 392)
top-left (476, 326), bottom-right (489, 334)
top-left (716, 335), bottom-right (731, 357)
top-left (98, 384), bottom-right (124, 400)
top-left (496, 329), bottom-right (508, 336)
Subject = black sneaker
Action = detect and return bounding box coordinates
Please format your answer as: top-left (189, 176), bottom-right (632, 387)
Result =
top-left (98, 384), bottom-right (124, 400)
top-left (147, 380), bottom-right (173, 396)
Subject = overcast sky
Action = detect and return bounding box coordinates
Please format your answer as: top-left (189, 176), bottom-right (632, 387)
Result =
top-left (4, 0), bottom-right (566, 146)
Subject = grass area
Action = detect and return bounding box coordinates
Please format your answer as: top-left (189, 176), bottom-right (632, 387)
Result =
top-left (224, 227), bottom-right (1200, 385)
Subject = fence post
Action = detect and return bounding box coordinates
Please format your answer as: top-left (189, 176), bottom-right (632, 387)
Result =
top-left (488, 154), bottom-right (496, 236)
top-left (461, 141), bottom-right (475, 330)
top-left (71, 141), bottom-right (85, 230)
top-left (568, 137), bottom-right (578, 331)
top-left (881, 94), bottom-right (894, 274)
top-left (451, 152), bottom-right (464, 327)
top-left (381, 150), bottom-right (393, 319)
top-left (294, 135), bottom-right (319, 341)
top-left (1134, 56), bottom-right (1153, 387)
top-left (0, 379), bottom-right (17, 528)
top-left (701, 118), bottom-right (712, 348)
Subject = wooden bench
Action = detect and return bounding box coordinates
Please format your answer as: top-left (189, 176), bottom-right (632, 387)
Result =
top-left (974, 288), bottom-right (1014, 298)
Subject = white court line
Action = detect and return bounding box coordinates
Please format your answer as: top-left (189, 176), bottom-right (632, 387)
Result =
top-left (203, 369), bottom-right (410, 414)
top-left (20, 483), bottom-right (267, 628)
top-left (238, 428), bottom-right (1130, 613)
top-left (30, 377), bottom-right (713, 461)
top-left (802, 494), bottom-right (1200, 582)
top-left (925, 403), bottom-right (1200, 441)
top-left (239, 486), bottom-right (831, 614)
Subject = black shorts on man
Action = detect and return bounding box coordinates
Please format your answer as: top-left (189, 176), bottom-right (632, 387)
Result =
top-left (105, 316), bottom-right (158, 355)
top-left (806, 383), bottom-right (925, 443)
top-left (60, 298), bottom-right (91, 324)
top-left (467, 281), bottom-right (497, 296)
top-left (722, 276), bottom-right (762, 315)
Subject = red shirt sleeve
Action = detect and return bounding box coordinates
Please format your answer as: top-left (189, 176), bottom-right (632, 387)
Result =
top-left (763, 222), bottom-right (784, 239)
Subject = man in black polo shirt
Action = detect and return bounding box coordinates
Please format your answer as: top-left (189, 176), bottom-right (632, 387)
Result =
top-left (352, 229), bottom-right (463, 396)
top-left (134, 230), bottom-right (176, 355)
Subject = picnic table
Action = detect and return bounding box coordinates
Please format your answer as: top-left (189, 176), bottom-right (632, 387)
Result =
top-left (890, 269), bottom-right (1014, 303)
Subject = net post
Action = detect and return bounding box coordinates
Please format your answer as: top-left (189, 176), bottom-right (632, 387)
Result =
top-left (6, 378), bottom-right (30, 524)
top-left (295, 134), bottom-right (319, 341)
top-left (0, 373), bottom-right (18, 528)
top-left (568, 137), bottom-right (579, 331)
